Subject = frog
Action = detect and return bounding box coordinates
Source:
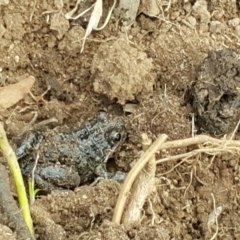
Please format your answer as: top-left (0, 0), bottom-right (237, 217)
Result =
top-left (15, 111), bottom-right (127, 191)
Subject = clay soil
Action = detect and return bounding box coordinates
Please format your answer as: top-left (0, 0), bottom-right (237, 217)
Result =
top-left (1, 0), bottom-right (240, 239)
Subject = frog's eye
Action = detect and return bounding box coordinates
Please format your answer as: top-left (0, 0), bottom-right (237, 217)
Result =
top-left (112, 132), bottom-right (122, 142)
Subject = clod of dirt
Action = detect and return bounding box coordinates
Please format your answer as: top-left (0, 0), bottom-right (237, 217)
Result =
top-left (33, 181), bottom-right (121, 237)
top-left (3, 12), bottom-right (25, 40)
top-left (31, 205), bottom-right (66, 240)
top-left (209, 20), bottom-right (225, 33)
top-left (192, 0), bottom-right (210, 24)
top-left (115, 0), bottom-right (140, 26)
top-left (0, 224), bottom-right (15, 240)
top-left (80, 220), bottom-right (129, 240)
top-left (50, 12), bottom-right (69, 40)
top-left (128, 226), bottom-right (170, 240)
top-left (0, 24), bottom-right (6, 38)
top-left (192, 0), bottom-right (210, 32)
top-left (58, 26), bottom-right (85, 55)
top-left (139, 0), bottom-right (160, 17)
top-left (91, 37), bottom-right (155, 104)
top-left (130, 94), bottom-right (191, 140)
top-left (186, 48), bottom-right (240, 135)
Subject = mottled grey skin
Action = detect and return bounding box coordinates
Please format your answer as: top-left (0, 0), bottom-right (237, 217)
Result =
top-left (15, 112), bottom-right (127, 191)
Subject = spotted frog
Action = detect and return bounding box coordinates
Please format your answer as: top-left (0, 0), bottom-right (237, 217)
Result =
top-left (15, 112), bottom-right (127, 191)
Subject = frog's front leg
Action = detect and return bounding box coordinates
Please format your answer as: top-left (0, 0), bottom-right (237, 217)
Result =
top-left (94, 164), bottom-right (126, 183)
top-left (35, 166), bottom-right (80, 191)
top-left (15, 131), bottom-right (44, 159)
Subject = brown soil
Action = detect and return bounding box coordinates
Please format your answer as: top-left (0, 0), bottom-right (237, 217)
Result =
top-left (1, 0), bottom-right (240, 239)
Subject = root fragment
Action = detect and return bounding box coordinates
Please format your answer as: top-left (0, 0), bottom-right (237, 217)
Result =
top-left (122, 134), bottom-right (156, 229)
top-left (113, 131), bottom-right (240, 231)
top-left (208, 193), bottom-right (222, 240)
top-left (112, 134), bottom-right (168, 224)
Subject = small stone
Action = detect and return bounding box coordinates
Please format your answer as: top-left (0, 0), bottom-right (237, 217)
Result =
top-left (50, 12), bottom-right (69, 39)
top-left (14, 56), bottom-right (19, 63)
top-left (209, 21), bottom-right (225, 33)
top-left (170, 11), bottom-right (180, 20)
top-left (183, 2), bottom-right (192, 13)
top-left (54, 0), bottom-right (63, 9)
top-left (228, 18), bottom-right (240, 27)
top-left (0, 0), bottom-right (9, 5)
top-left (186, 16), bottom-right (197, 27)
top-left (192, 0), bottom-right (210, 24)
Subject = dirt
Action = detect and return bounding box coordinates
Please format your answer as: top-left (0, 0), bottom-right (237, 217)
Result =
top-left (0, 0), bottom-right (240, 239)
top-left (186, 48), bottom-right (240, 136)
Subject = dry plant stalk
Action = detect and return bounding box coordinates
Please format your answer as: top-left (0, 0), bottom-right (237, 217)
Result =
top-left (122, 134), bottom-right (156, 229)
top-left (65, 0), bottom-right (116, 53)
top-left (119, 134), bottom-right (240, 225)
top-left (112, 134), bottom-right (168, 224)
top-left (156, 134), bottom-right (240, 165)
top-left (113, 132), bottom-right (240, 227)
top-left (158, 134), bottom-right (240, 150)
top-left (208, 193), bottom-right (222, 240)
top-left (0, 123), bottom-right (34, 236)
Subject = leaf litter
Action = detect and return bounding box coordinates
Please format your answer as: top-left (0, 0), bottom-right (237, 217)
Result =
top-left (0, 76), bottom-right (35, 109)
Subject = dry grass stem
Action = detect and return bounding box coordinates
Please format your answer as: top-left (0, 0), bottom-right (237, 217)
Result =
top-left (227, 118), bottom-right (240, 142)
top-left (122, 134), bottom-right (156, 229)
top-left (155, 134), bottom-right (240, 179)
top-left (64, 0), bottom-right (82, 19)
top-left (113, 134), bottom-right (239, 225)
top-left (112, 134), bottom-right (168, 224)
top-left (208, 193), bottom-right (222, 240)
top-left (65, 0), bottom-right (116, 53)
top-left (156, 146), bottom-right (240, 165)
top-left (157, 135), bottom-right (240, 152)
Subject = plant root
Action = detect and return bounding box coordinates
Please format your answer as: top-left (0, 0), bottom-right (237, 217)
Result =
top-left (112, 134), bottom-right (168, 224)
top-left (122, 133), bottom-right (156, 229)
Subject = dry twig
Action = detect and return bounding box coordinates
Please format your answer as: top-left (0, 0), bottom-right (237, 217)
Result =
top-left (65, 0), bottom-right (116, 53)
top-left (112, 134), bottom-right (168, 224)
top-left (157, 135), bottom-right (240, 154)
top-left (114, 133), bottom-right (240, 227)
top-left (208, 193), bottom-right (222, 240)
top-left (154, 134), bottom-right (240, 181)
top-left (122, 134), bottom-right (156, 229)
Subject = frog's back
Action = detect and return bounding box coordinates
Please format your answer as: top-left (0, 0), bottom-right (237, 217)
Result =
top-left (15, 111), bottom-right (127, 189)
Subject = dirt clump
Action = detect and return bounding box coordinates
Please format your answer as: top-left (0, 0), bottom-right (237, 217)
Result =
top-left (92, 37), bottom-right (156, 104)
top-left (186, 48), bottom-right (240, 135)
top-left (32, 181), bottom-right (121, 238)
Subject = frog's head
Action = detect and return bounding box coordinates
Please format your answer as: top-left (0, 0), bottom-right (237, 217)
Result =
top-left (105, 119), bottom-right (127, 151)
